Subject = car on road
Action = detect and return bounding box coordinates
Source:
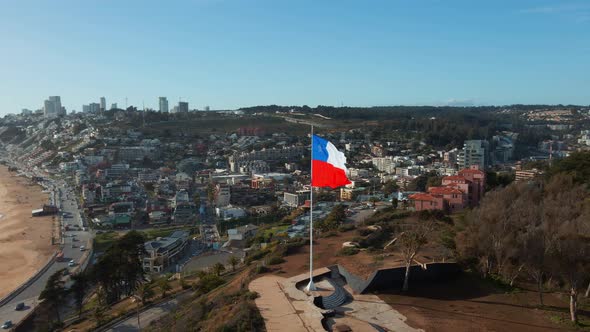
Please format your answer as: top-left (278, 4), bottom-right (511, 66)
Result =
top-left (68, 261), bottom-right (75, 267)
top-left (15, 302), bottom-right (25, 311)
top-left (79, 245), bottom-right (86, 251)
top-left (2, 321), bottom-right (12, 329)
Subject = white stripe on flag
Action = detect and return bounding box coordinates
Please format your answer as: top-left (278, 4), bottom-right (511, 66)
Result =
top-left (326, 141), bottom-right (348, 172)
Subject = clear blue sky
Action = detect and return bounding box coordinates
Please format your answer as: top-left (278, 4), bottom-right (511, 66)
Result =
top-left (1, 0), bottom-right (589, 114)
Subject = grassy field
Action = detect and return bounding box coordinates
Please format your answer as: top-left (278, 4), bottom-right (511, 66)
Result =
top-left (141, 228), bottom-right (175, 240)
top-left (93, 231), bottom-right (120, 252)
top-left (140, 226), bottom-right (198, 240)
top-left (263, 224), bottom-right (289, 237)
top-left (93, 226), bottom-right (197, 252)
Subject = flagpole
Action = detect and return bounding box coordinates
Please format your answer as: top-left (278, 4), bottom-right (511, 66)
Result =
top-left (306, 125), bottom-right (316, 292)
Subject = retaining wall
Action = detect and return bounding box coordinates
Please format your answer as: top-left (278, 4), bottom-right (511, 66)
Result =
top-left (0, 251), bottom-right (58, 307)
top-left (337, 262), bottom-right (461, 294)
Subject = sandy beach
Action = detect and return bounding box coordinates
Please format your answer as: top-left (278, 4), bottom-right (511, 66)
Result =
top-left (0, 166), bottom-right (56, 299)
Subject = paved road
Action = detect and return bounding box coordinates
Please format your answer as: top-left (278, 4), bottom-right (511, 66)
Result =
top-left (107, 292), bottom-right (193, 332)
top-left (348, 205), bottom-right (385, 225)
top-left (250, 275), bottom-right (311, 332)
top-left (0, 180), bottom-right (93, 326)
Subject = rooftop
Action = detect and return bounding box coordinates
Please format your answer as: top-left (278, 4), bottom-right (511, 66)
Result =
top-left (409, 193), bottom-right (441, 201)
top-left (458, 168), bottom-right (485, 175)
top-left (428, 186), bottom-right (463, 195)
top-left (144, 230), bottom-right (189, 253)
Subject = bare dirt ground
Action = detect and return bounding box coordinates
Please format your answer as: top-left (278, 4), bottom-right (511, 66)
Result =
top-left (273, 230), bottom-right (369, 278)
top-left (272, 230), bottom-right (585, 331)
top-left (0, 167), bottom-right (56, 298)
top-left (378, 274), bottom-right (583, 332)
top-left (273, 229), bottom-right (447, 279)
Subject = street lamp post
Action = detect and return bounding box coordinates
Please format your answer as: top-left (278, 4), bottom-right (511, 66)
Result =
top-left (132, 295), bottom-right (141, 330)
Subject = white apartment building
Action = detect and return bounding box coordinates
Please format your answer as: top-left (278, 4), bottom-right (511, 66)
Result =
top-left (372, 157), bottom-right (396, 173)
top-left (159, 97), bottom-right (169, 113)
top-left (143, 231), bottom-right (189, 273)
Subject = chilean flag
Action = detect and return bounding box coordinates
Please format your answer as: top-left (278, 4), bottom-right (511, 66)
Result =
top-left (312, 135), bottom-right (351, 188)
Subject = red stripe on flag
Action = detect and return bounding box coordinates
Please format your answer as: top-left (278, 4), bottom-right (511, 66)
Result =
top-left (311, 160), bottom-right (351, 188)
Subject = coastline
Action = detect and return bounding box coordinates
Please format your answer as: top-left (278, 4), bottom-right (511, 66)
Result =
top-left (0, 166), bottom-right (56, 299)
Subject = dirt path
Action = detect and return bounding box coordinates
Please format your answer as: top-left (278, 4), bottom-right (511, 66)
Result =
top-left (378, 275), bottom-right (576, 332)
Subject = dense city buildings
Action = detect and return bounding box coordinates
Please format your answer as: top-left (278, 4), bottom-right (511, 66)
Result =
top-left (2, 1), bottom-right (590, 329)
top-left (1, 102), bottom-right (589, 330)
top-left (1, 104), bottom-right (588, 265)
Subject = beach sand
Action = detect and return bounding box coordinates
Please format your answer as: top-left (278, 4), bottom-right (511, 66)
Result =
top-left (0, 166), bottom-right (56, 299)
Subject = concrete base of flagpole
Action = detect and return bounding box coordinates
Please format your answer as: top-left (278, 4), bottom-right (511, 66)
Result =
top-left (305, 280), bottom-right (317, 292)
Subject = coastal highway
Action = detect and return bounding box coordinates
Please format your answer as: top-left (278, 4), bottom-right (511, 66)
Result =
top-left (0, 180), bottom-right (93, 327)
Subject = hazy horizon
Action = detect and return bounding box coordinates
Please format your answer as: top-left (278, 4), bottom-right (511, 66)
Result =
top-left (1, 0), bottom-right (589, 115)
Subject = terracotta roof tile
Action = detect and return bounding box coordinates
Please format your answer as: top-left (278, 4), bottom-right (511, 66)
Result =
top-left (428, 186), bottom-right (464, 195)
top-left (409, 193), bottom-right (441, 201)
top-left (459, 168), bottom-right (485, 175)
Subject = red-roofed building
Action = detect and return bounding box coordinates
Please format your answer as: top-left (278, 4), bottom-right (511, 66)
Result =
top-left (441, 176), bottom-right (470, 206)
top-left (410, 166), bottom-right (486, 213)
top-left (409, 193), bottom-right (445, 211)
top-left (458, 166), bottom-right (485, 206)
top-left (427, 186), bottom-right (466, 213)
